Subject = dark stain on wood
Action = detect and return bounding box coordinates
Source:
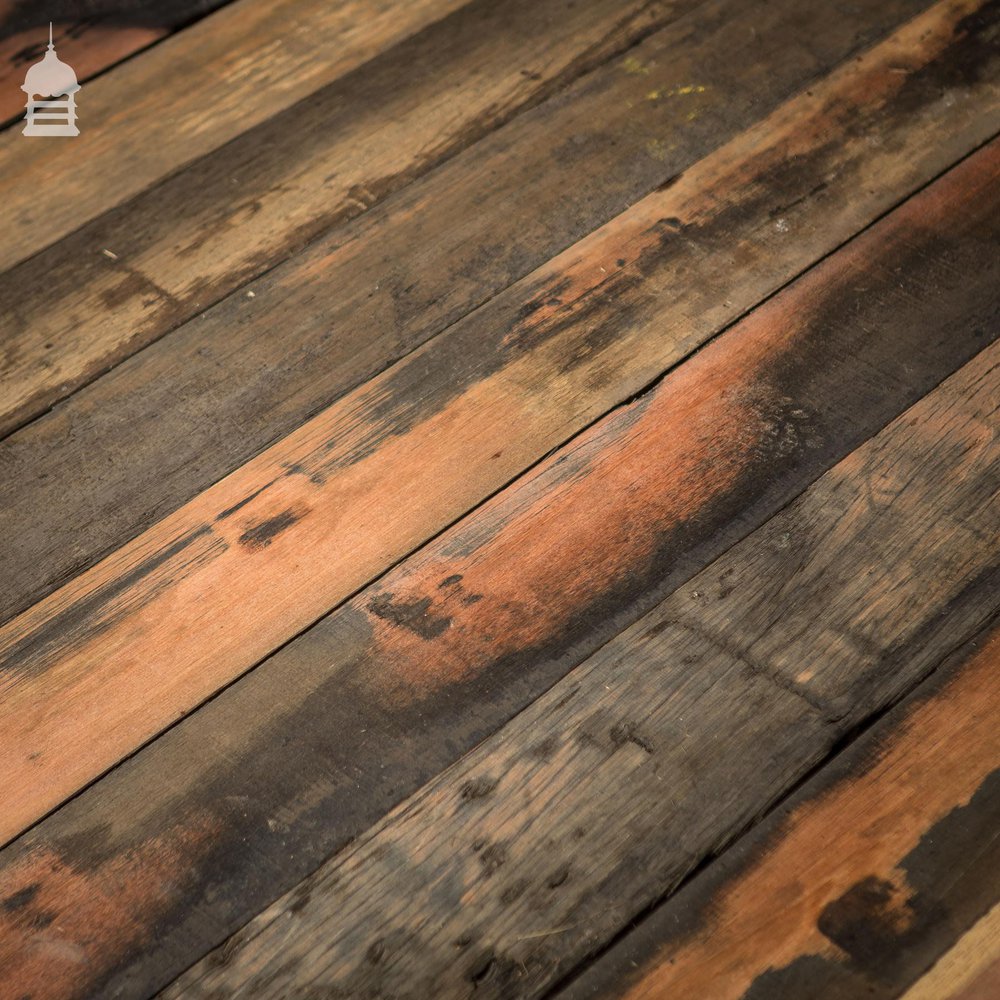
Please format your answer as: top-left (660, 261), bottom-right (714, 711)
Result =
top-left (368, 593), bottom-right (453, 640)
top-left (0, 524), bottom-right (219, 683)
top-left (1, 883), bottom-right (38, 912)
top-left (817, 876), bottom-right (922, 967)
top-left (237, 509), bottom-right (301, 552)
top-left (214, 478), bottom-right (279, 521)
top-left (745, 769), bottom-right (1000, 999)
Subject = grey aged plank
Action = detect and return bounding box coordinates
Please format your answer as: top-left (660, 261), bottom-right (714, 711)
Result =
top-left (556, 621), bottom-right (1000, 1000)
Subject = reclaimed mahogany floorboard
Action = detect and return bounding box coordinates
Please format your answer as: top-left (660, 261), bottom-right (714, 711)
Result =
top-left (0, 0), bottom-right (679, 438)
top-left (559, 622), bottom-right (1000, 1000)
top-left (0, 0), bottom-right (967, 623)
top-left (161, 338), bottom-right (1000, 999)
top-left (0, 0), bottom-right (471, 273)
top-left (1, 136), bottom-right (997, 1000)
top-left (0, 2), bottom-right (232, 127)
top-left (1, 1), bottom-right (995, 850)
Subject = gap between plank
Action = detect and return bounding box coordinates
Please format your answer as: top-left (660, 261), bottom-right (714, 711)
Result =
top-left (541, 605), bottom-right (1000, 1000)
top-left (0, 0), bottom-right (690, 444)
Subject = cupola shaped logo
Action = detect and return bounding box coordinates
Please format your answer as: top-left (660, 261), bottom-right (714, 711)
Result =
top-left (21, 23), bottom-right (80, 136)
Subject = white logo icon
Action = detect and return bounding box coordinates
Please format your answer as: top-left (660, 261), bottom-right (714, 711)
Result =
top-left (22, 24), bottom-right (80, 137)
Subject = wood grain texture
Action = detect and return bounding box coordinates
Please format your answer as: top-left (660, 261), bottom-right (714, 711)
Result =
top-left (161, 342), bottom-right (1000, 1000)
top-left (1, 135), bottom-right (997, 1000)
top-left (1, 3), bottom-right (996, 850)
top-left (3, 0), bottom-right (975, 624)
top-left (0, 0), bottom-right (471, 273)
top-left (0, 3), bottom-right (235, 125)
top-left (900, 904), bottom-right (1000, 1000)
top-left (559, 622), bottom-right (1000, 1000)
top-left (0, 0), bottom-right (681, 439)
top-left (2, 0), bottom-right (999, 847)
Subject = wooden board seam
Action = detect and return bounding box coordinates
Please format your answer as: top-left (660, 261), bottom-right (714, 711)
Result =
top-left (0, 0), bottom-right (701, 442)
top-left (546, 606), bottom-right (1000, 1000)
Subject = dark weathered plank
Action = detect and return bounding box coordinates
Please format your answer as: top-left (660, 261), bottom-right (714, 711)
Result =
top-left (0, 0), bottom-right (471, 272)
top-left (1, 3), bottom-right (995, 849)
top-left (3, 0), bottom-right (978, 624)
top-left (1, 133), bottom-right (997, 1000)
top-left (160, 340), bottom-right (1000, 999)
top-left (0, 0), bottom-right (680, 438)
top-left (0, 3), bottom-right (232, 127)
top-left (558, 622), bottom-right (1000, 1000)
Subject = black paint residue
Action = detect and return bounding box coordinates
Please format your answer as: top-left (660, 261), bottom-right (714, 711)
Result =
top-left (2, 883), bottom-right (39, 912)
top-left (215, 479), bottom-right (278, 521)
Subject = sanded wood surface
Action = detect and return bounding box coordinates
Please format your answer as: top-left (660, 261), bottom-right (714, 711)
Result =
top-left (0, 134), bottom-right (997, 1000)
top-left (162, 339), bottom-right (1000, 999)
top-left (2, 4), bottom-right (996, 852)
top-left (0, 0), bottom-right (678, 438)
top-left (0, 0), bottom-right (470, 274)
top-left (0, 3), bottom-right (238, 126)
top-left (560, 622), bottom-right (1000, 1000)
top-left (5, 0), bottom-right (984, 625)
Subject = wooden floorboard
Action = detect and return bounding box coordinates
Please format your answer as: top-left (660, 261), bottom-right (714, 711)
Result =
top-left (558, 621), bottom-right (1000, 1000)
top-left (0, 2), bottom-right (233, 128)
top-left (0, 0), bottom-right (677, 438)
top-left (2, 0), bottom-right (971, 625)
top-left (2, 0), bottom-right (995, 850)
top-left (158, 338), bottom-right (1000, 999)
top-left (0, 132), bottom-right (996, 1000)
top-left (0, 0), bottom-right (996, 996)
top-left (0, 0), bottom-right (471, 274)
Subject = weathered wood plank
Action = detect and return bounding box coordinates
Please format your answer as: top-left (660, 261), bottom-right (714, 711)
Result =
top-left (160, 342), bottom-right (1000, 999)
top-left (558, 623), bottom-right (1000, 1000)
top-left (0, 2), bottom-right (995, 849)
top-left (900, 904), bottom-right (1000, 1000)
top-left (0, 0), bottom-right (680, 438)
top-left (0, 3), bottom-right (231, 127)
top-left (1, 133), bottom-right (997, 999)
top-left (1, 1), bottom-right (997, 846)
top-left (1, 0), bottom-right (973, 623)
top-left (0, 0), bottom-right (471, 273)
